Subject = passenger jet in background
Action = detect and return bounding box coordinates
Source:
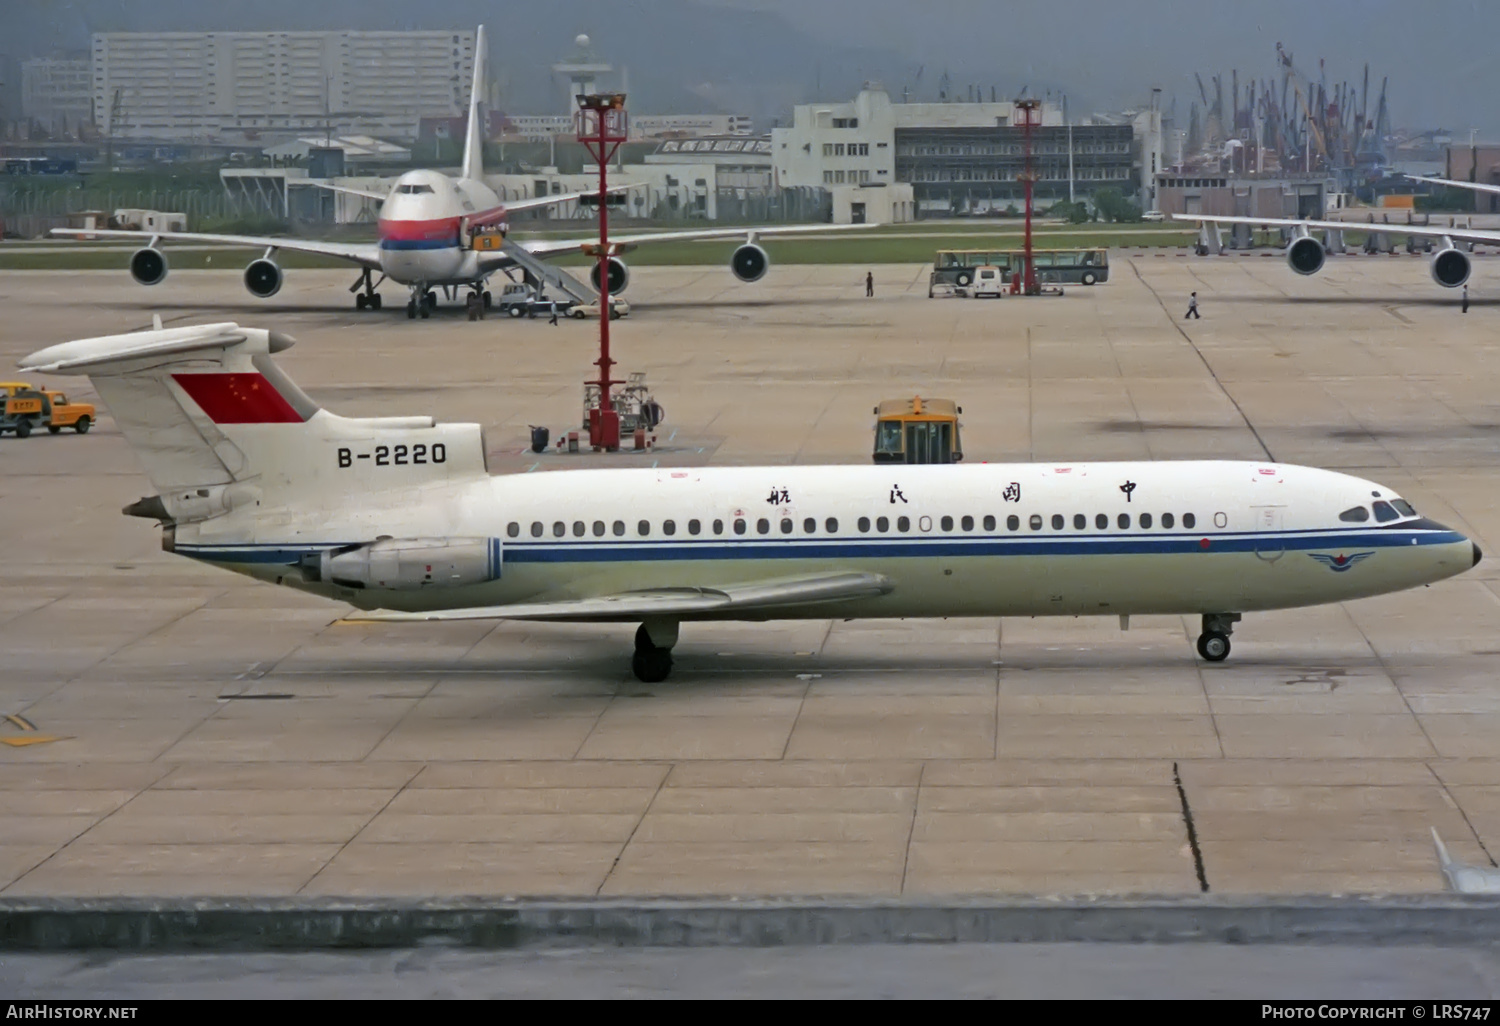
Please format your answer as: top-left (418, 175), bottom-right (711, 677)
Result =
top-left (50, 25), bottom-right (875, 319)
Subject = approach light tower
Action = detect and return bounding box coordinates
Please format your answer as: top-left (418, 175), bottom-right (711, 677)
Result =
top-left (1012, 98), bottom-right (1042, 296)
top-left (577, 92), bottom-right (628, 451)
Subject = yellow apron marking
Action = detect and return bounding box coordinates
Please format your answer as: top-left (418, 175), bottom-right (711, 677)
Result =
top-left (1, 712), bottom-right (70, 747)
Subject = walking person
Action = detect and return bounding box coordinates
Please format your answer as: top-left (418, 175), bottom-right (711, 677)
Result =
top-left (548, 298), bottom-right (559, 325)
top-left (865, 270), bottom-right (874, 298)
top-left (1462, 284), bottom-right (1470, 313)
top-left (1185, 291), bottom-right (1200, 319)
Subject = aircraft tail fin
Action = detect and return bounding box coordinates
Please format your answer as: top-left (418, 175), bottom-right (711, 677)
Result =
top-left (20, 322), bottom-right (487, 532)
top-left (460, 24), bottom-right (487, 183)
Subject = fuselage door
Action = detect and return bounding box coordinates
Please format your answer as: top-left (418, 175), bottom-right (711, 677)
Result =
top-left (1250, 505), bottom-right (1286, 561)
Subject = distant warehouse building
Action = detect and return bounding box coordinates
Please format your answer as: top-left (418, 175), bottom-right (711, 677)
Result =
top-left (21, 56), bottom-right (92, 137)
top-left (773, 87), bottom-right (1162, 220)
top-left (91, 30), bottom-right (476, 143)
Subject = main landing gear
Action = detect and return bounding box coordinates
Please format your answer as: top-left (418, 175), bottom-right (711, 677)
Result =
top-left (351, 269), bottom-right (384, 310)
top-left (632, 621), bottom-right (678, 683)
top-left (1196, 613), bottom-right (1241, 662)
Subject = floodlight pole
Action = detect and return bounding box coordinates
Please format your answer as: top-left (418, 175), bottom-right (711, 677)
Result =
top-left (576, 93), bottom-right (628, 450)
top-left (1015, 98), bottom-right (1042, 295)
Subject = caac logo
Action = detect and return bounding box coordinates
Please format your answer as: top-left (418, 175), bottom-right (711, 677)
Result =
top-left (1308, 551), bottom-right (1375, 572)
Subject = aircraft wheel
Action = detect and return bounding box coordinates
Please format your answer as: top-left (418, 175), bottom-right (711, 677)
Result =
top-left (371, 294), bottom-right (382, 310)
top-left (631, 647), bottom-right (673, 683)
top-left (424, 291), bottom-right (437, 310)
top-left (355, 293), bottom-right (368, 310)
top-left (406, 300), bottom-right (417, 320)
top-left (74, 416), bottom-right (90, 434)
top-left (482, 290), bottom-right (492, 308)
top-left (1196, 632), bottom-right (1231, 662)
top-left (419, 303), bottom-right (430, 319)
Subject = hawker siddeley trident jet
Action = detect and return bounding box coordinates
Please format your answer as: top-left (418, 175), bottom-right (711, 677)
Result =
top-left (1173, 173), bottom-right (1500, 292)
top-left (50, 25), bottom-right (876, 320)
top-left (20, 322), bottom-right (1481, 682)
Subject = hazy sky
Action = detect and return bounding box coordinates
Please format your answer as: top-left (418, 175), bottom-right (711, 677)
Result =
top-left (704, 0), bottom-right (1500, 135)
top-left (6, 0), bottom-right (1499, 135)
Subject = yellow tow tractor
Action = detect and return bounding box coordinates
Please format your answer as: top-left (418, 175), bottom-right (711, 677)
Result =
top-left (1, 382), bottom-right (95, 438)
top-left (872, 396), bottom-right (963, 464)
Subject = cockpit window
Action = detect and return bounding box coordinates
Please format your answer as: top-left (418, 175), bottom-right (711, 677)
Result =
top-left (396, 184), bottom-right (435, 194)
top-left (1391, 499), bottom-right (1417, 517)
top-left (1371, 500), bottom-right (1399, 523)
top-left (1338, 506), bottom-right (1369, 523)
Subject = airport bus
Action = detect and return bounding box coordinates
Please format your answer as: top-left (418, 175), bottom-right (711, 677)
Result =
top-left (930, 248), bottom-right (1109, 289)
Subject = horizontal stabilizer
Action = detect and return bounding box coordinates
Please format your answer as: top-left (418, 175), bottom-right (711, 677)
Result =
top-left (350, 571), bottom-right (893, 623)
top-left (19, 322), bottom-right (283, 374)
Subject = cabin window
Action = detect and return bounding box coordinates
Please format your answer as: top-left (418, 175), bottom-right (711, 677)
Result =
top-left (858, 517), bottom-right (871, 532)
top-left (984, 515), bottom-right (997, 531)
top-left (663, 520), bottom-right (677, 536)
top-left (613, 520), bottom-right (626, 536)
top-left (780, 519), bottom-right (794, 534)
top-left (940, 516), bottom-right (953, 531)
top-left (734, 518), bottom-right (747, 535)
top-left (1073, 514), bottom-right (1086, 530)
top-left (1029, 514), bottom-right (1043, 531)
top-left (1162, 513), bottom-right (1175, 529)
top-left (507, 522), bottom-right (519, 538)
top-left (1372, 500), bottom-right (1399, 523)
top-left (688, 519), bottom-right (701, 535)
top-left (876, 517), bottom-right (890, 532)
top-left (757, 518), bottom-right (771, 535)
top-left (961, 515), bottom-right (973, 531)
top-left (570, 521), bottom-right (583, 537)
top-left (1007, 515), bottom-right (1019, 531)
top-left (1051, 514), bottom-right (1064, 530)
top-left (1213, 512), bottom-right (1226, 528)
top-left (1118, 513), bottom-right (1131, 529)
top-left (1183, 513), bottom-right (1196, 529)
top-left (1392, 499), bottom-right (1417, 517)
top-left (531, 522), bottom-right (544, 538)
top-left (1096, 513), bottom-right (1108, 530)
top-left (897, 516), bottom-right (910, 532)
top-left (553, 521), bottom-right (566, 537)
top-left (1339, 506), bottom-right (1369, 522)
top-left (826, 517), bottom-right (839, 533)
top-left (592, 521), bottom-right (605, 537)
top-left (638, 520), bottom-right (651, 536)
top-left (804, 518), bottom-right (817, 533)
top-left (713, 519), bottom-right (724, 535)
top-left (1140, 513), bottom-right (1153, 529)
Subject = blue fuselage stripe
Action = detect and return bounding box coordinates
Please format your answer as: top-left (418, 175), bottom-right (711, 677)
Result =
top-left (175, 528), bottom-right (1467, 568)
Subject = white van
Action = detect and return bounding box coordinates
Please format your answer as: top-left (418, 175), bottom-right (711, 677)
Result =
top-left (970, 265), bottom-right (1005, 298)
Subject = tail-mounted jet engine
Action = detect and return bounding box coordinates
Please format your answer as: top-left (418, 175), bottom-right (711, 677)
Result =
top-left (589, 257), bottom-right (630, 296)
top-left (314, 538), bottom-right (501, 591)
top-left (731, 243), bottom-right (770, 283)
top-left (1431, 241), bottom-right (1472, 288)
top-left (129, 248), bottom-right (168, 286)
top-left (1286, 235), bottom-right (1326, 276)
top-left (244, 259), bottom-right (284, 299)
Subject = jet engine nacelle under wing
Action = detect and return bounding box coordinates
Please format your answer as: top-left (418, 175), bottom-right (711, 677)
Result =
top-left (130, 248), bottom-right (168, 286)
top-left (731, 243), bottom-right (769, 283)
top-left (1286, 235), bottom-right (1326, 276)
top-left (589, 257), bottom-right (629, 296)
top-left (1431, 247), bottom-right (1472, 288)
top-left (244, 258), bottom-right (283, 299)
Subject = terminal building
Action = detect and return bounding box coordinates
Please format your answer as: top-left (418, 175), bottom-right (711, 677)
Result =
top-left (772, 87), bottom-right (1163, 219)
top-left (21, 56), bottom-right (92, 138)
top-left (90, 30), bottom-right (477, 142)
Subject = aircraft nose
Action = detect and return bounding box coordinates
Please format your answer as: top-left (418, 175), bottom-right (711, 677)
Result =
top-left (1475, 541), bottom-right (1484, 568)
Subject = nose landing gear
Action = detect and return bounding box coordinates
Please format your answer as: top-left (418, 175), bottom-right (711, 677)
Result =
top-left (1196, 613), bottom-right (1241, 662)
top-left (407, 283), bottom-right (433, 319)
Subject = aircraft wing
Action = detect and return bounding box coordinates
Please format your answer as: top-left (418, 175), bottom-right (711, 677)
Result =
top-left (347, 570), bottom-right (892, 623)
top-left (48, 228), bottom-right (383, 269)
top-left (306, 182), bottom-right (387, 202)
top-left (1170, 214), bottom-right (1500, 247)
top-left (1405, 174), bottom-right (1500, 197)
top-left (518, 221), bottom-right (882, 258)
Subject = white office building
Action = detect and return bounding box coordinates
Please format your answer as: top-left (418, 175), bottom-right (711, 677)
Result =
top-left (92, 30), bottom-right (476, 142)
top-left (22, 57), bottom-right (92, 136)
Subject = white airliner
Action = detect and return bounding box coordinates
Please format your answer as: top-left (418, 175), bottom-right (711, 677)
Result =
top-left (20, 322), bottom-right (1481, 682)
top-left (1172, 174), bottom-right (1500, 291)
top-left (49, 25), bottom-right (874, 320)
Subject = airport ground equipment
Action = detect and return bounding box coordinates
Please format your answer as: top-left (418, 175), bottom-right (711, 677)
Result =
top-left (0, 382), bottom-right (92, 437)
top-left (872, 397), bottom-right (962, 464)
top-left (929, 249), bottom-right (1107, 293)
top-left (582, 371), bottom-right (663, 442)
top-left (970, 266), bottom-right (1006, 298)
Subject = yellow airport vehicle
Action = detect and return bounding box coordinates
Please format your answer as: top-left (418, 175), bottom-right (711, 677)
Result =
top-left (1, 382), bottom-right (94, 437)
top-left (872, 396), bottom-right (963, 464)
